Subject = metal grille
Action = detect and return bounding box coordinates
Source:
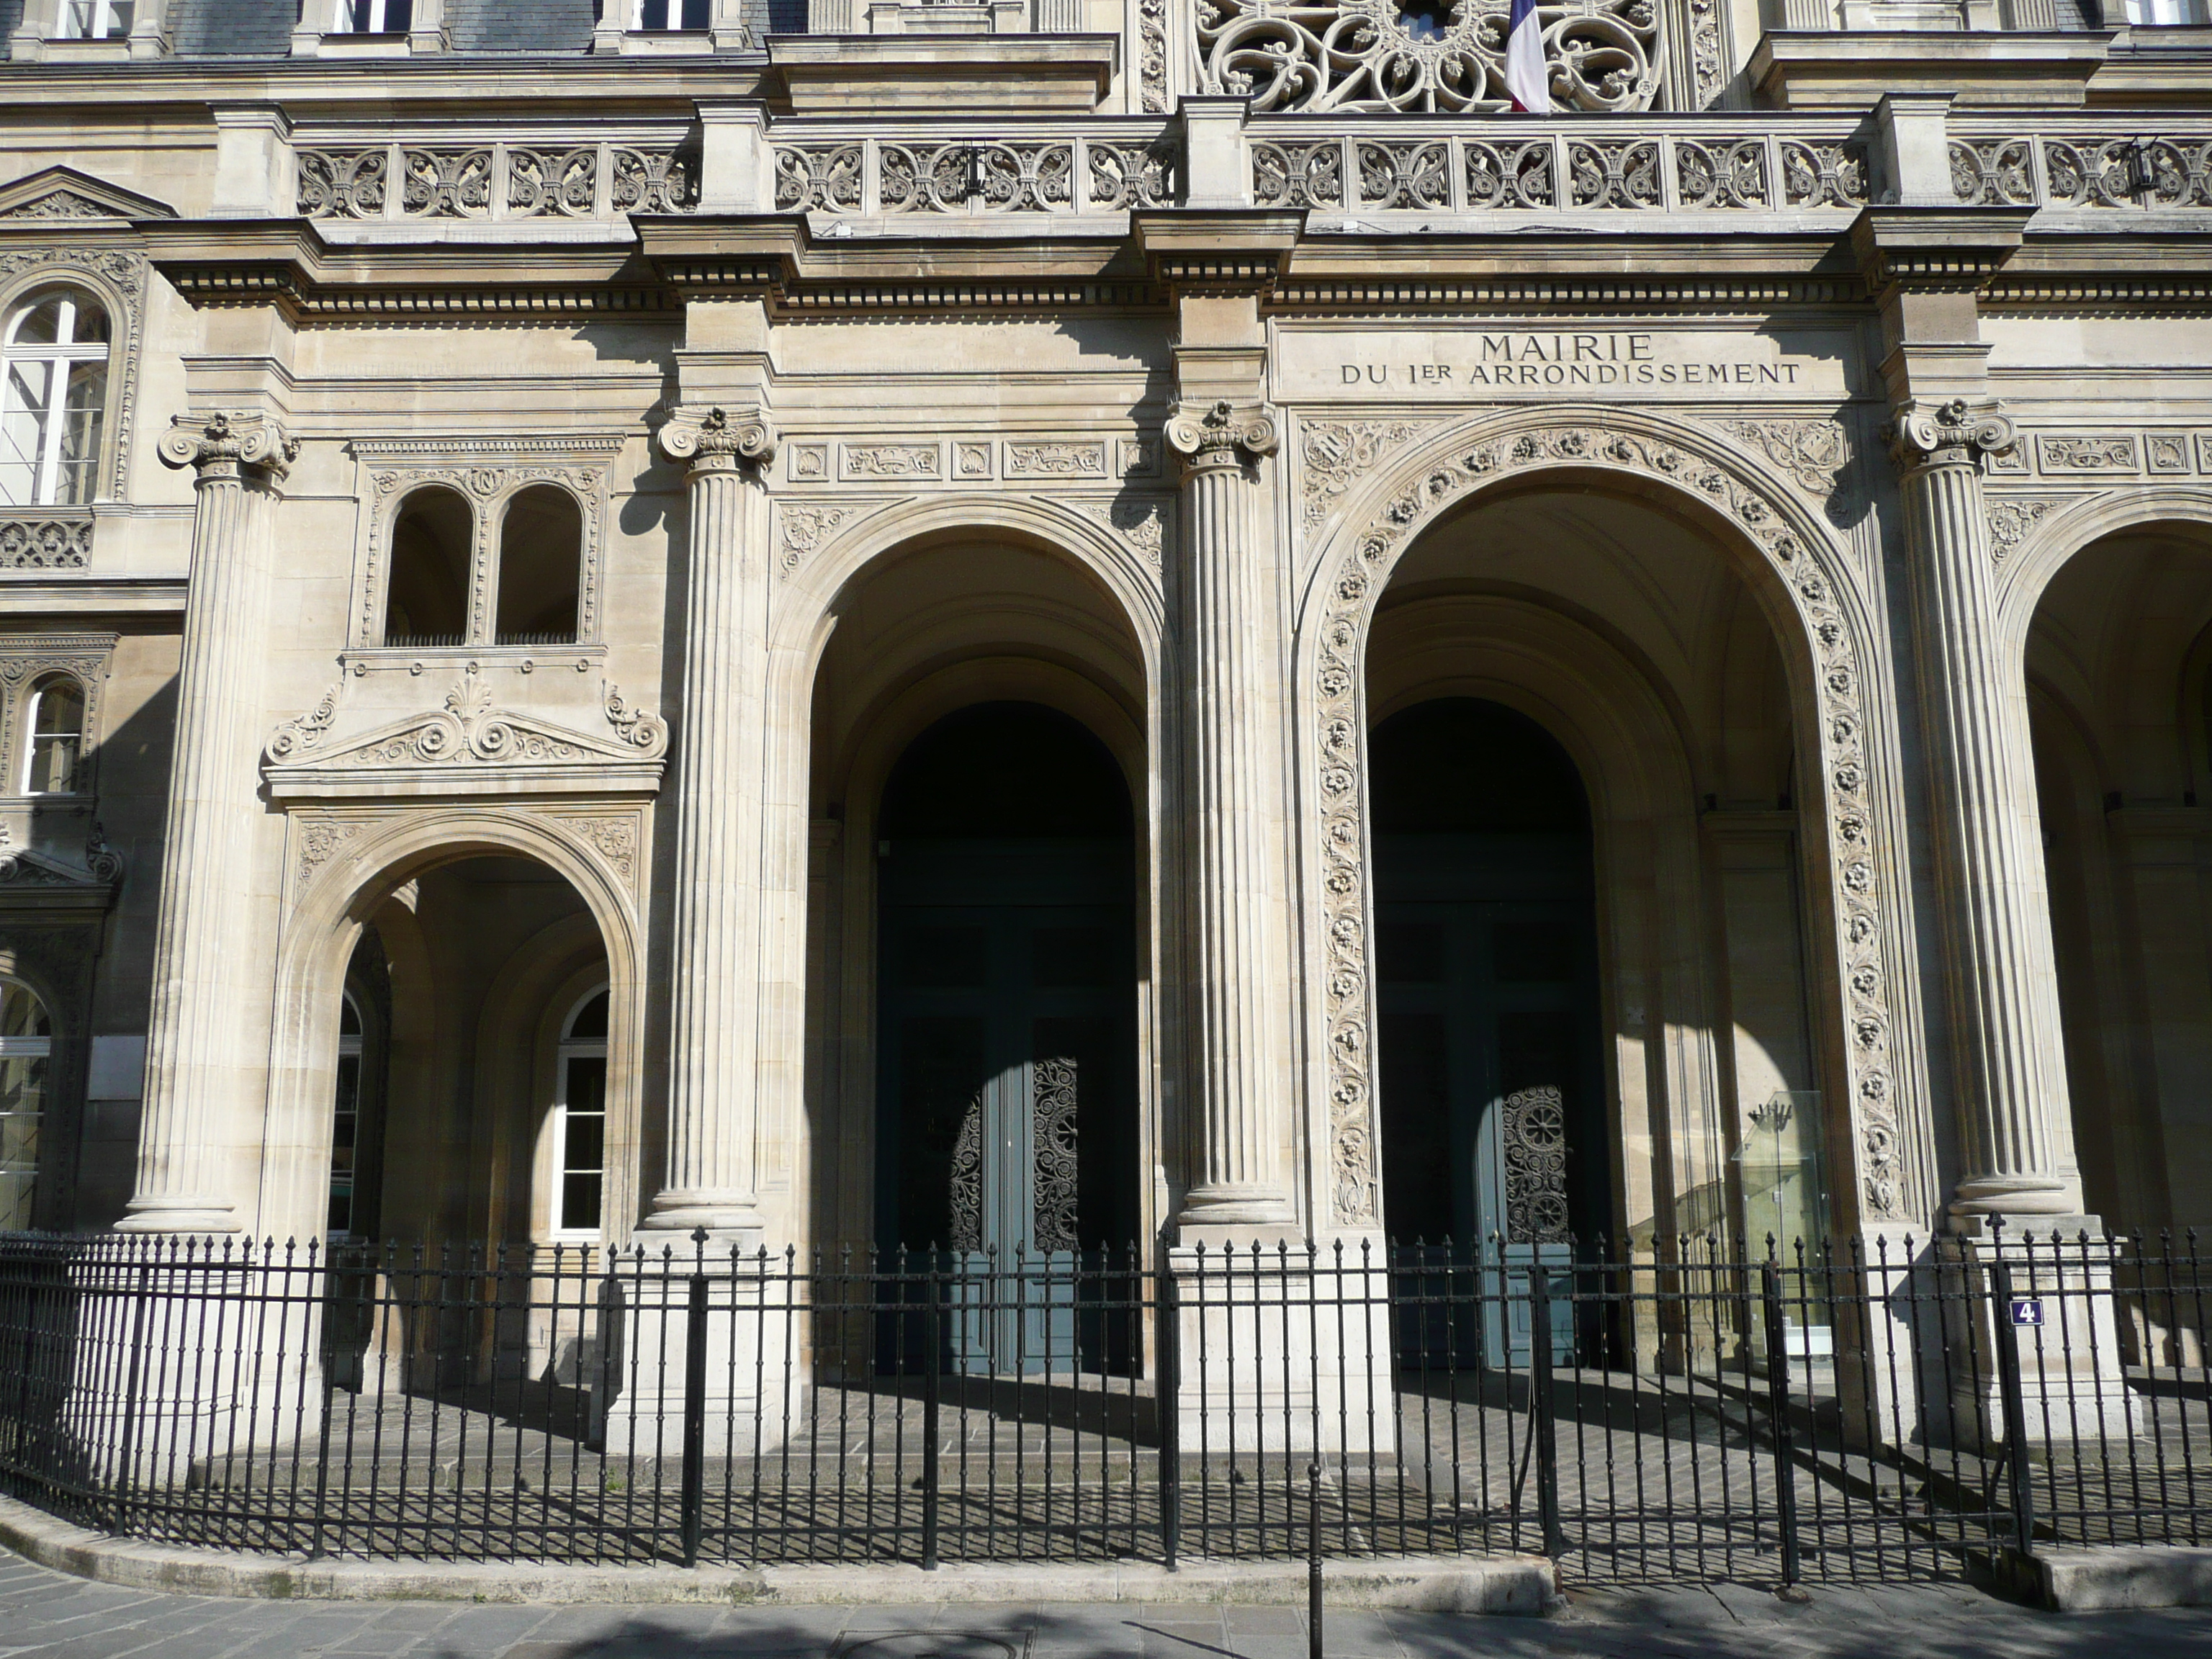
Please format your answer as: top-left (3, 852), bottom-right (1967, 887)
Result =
top-left (0, 1230), bottom-right (2204, 1583)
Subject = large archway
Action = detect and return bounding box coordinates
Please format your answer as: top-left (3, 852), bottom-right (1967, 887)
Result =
top-left (1298, 410), bottom-right (1923, 1264)
top-left (795, 524), bottom-right (1159, 1269)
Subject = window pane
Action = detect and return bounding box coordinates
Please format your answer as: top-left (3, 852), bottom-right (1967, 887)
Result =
top-left (566, 991), bottom-right (609, 1042)
top-left (565, 1109), bottom-right (605, 1173)
top-left (561, 1172), bottom-right (601, 1231)
top-left (565, 1055), bottom-right (607, 1119)
top-left (59, 361), bottom-right (104, 506)
top-left (0, 361), bottom-right (51, 508)
top-left (0, 983), bottom-right (50, 1039)
top-left (0, 1052), bottom-right (46, 1231)
top-left (9, 300), bottom-right (61, 348)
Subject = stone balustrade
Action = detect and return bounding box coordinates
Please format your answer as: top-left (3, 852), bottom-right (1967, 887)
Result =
top-left (768, 123), bottom-right (1179, 215)
top-left (1950, 122), bottom-right (2212, 210)
top-left (295, 135), bottom-right (701, 220)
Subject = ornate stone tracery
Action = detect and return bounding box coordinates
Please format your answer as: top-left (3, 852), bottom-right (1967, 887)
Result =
top-left (1197, 0), bottom-right (1664, 114)
top-left (1310, 413), bottom-right (1911, 1228)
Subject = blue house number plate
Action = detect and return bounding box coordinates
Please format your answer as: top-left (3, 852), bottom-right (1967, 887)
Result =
top-left (2010, 1298), bottom-right (2045, 1327)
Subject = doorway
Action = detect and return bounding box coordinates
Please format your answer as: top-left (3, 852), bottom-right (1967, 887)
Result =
top-left (1372, 698), bottom-right (1605, 1363)
top-left (875, 702), bottom-right (1140, 1374)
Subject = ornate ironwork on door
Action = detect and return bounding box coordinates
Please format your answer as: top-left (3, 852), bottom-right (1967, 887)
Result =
top-left (1033, 1056), bottom-right (1079, 1251)
top-left (1502, 1084), bottom-right (1570, 1243)
top-left (948, 1094), bottom-right (984, 1252)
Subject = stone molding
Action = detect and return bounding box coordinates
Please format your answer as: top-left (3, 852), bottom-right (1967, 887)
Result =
top-left (1308, 412), bottom-right (1915, 1226)
top-left (0, 636), bottom-right (114, 803)
top-left (657, 405), bottom-right (777, 477)
top-left (783, 437), bottom-right (1161, 487)
top-left (1166, 400), bottom-right (1280, 476)
top-left (261, 667), bottom-right (668, 801)
top-left (0, 246), bottom-right (146, 504)
top-left (282, 801), bottom-right (651, 914)
top-left (156, 411), bottom-right (297, 487)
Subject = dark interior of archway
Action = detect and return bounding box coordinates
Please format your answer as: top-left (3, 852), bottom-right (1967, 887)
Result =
top-left (385, 488), bottom-right (472, 647)
top-left (1371, 698), bottom-right (1607, 1359)
top-left (876, 702), bottom-right (1139, 1374)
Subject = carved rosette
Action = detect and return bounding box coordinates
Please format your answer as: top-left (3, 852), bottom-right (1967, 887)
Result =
top-left (657, 405), bottom-right (778, 478)
top-left (1314, 418), bottom-right (1911, 1226)
top-left (156, 410), bottom-right (298, 486)
top-left (1166, 400), bottom-right (1280, 477)
top-left (1887, 398), bottom-right (2017, 477)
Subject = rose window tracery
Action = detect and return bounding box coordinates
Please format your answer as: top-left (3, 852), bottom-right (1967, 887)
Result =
top-left (1196, 0), bottom-right (1663, 114)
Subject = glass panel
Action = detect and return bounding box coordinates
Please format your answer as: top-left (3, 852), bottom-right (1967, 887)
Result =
top-left (27, 685), bottom-right (84, 796)
top-left (9, 300), bottom-right (61, 349)
top-left (559, 1056), bottom-right (607, 1233)
top-left (566, 989), bottom-right (610, 1041)
top-left (0, 360), bottom-right (51, 508)
top-left (561, 1172), bottom-right (602, 1231)
top-left (58, 360), bottom-right (104, 506)
top-left (68, 300), bottom-right (109, 346)
top-left (0, 983), bottom-right (50, 1039)
top-left (0, 1052), bottom-right (46, 1231)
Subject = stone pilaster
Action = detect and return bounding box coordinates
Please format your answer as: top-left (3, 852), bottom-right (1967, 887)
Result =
top-left (1167, 399), bottom-right (1297, 1234)
top-left (640, 405), bottom-right (778, 1242)
top-left (118, 412), bottom-right (295, 1234)
top-left (1892, 398), bottom-right (2072, 1218)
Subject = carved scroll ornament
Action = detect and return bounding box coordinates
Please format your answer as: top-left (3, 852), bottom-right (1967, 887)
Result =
top-left (658, 405), bottom-right (778, 475)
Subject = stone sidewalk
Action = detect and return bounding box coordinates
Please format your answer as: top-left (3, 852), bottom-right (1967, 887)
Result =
top-left (0, 1552), bottom-right (2208, 1659)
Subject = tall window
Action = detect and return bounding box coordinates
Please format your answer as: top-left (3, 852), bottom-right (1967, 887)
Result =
top-left (22, 677), bottom-right (84, 796)
top-left (2128, 0), bottom-right (2209, 19)
top-left (0, 981), bottom-right (50, 1233)
top-left (495, 485), bottom-right (583, 647)
top-left (339, 0), bottom-right (413, 30)
top-left (552, 989), bottom-right (609, 1236)
top-left (60, 0), bottom-right (135, 38)
top-left (382, 485), bottom-right (472, 647)
top-left (0, 289), bottom-right (109, 508)
top-left (328, 994), bottom-right (364, 1240)
top-left (633, 0), bottom-right (710, 26)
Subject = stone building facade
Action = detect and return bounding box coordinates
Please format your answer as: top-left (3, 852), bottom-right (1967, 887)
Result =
top-left (0, 0), bottom-right (2207, 1367)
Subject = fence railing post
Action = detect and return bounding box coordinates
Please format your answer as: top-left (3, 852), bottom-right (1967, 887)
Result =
top-left (1989, 1249), bottom-right (2037, 1561)
top-left (921, 1255), bottom-right (942, 1571)
top-left (1760, 1260), bottom-right (1802, 1587)
top-left (1159, 1261), bottom-right (1180, 1571)
top-left (680, 1264), bottom-right (709, 1569)
top-left (1528, 1262), bottom-right (1565, 1557)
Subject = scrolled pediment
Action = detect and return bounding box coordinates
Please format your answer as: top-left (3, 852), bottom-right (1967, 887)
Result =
top-left (263, 670), bottom-right (667, 801)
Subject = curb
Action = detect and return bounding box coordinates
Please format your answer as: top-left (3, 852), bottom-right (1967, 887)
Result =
top-left (1987, 1543), bottom-right (2212, 1612)
top-left (0, 1495), bottom-right (1558, 1612)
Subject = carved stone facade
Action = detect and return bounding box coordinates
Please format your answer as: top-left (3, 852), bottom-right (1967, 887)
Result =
top-left (5, 4), bottom-right (2212, 1441)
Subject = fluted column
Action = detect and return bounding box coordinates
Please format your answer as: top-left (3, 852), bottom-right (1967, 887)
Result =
top-left (119, 412), bottom-right (296, 1234)
top-left (1895, 397), bottom-right (2072, 1218)
top-left (641, 405), bottom-right (778, 1239)
top-left (1169, 400), bottom-right (1298, 1232)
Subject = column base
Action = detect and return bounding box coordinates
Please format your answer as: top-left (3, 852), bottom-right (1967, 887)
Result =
top-left (596, 1251), bottom-right (804, 1459)
top-left (1165, 1242), bottom-right (1394, 1456)
top-left (634, 1188), bottom-right (766, 1253)
top-left (112, 1197), bottom-right (238, 1234)
top-left (1949, 1173), bottom-right (2076, 1219)
top-left (1175, 1182), bottom-right (1297, 1241)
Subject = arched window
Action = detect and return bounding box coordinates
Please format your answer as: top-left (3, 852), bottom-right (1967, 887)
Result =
top-left (329, 993), bottom-right (364, 1240)
top-left (0, 288), bottom-right (109, 508)
top-left (22, 675), bottom-right (84, 796)
top-left (552, 988), bottom-right (609, 1236)
top-left (383, 485), bottom-right (472, 647)
top-left (0, 979), bottom-right (51, 1232)
top-left (495, 486), bottom-right (583, 647)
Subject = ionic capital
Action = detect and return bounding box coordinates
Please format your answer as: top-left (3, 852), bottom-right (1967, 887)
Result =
top-left (1887, 397), bottom-right (2016, 476)
top-left (157, 410), bottom-right (297, 485)
top-left (1166, 400), bottom-right (1280, 475)
top-left (658, 405), bottom-right (778, 477)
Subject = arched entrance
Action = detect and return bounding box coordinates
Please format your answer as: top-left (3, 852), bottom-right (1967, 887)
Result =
top-left (1372, 698), bottom-right (1604, 1259)
top-left (874, 701), bottom-right (1140, 1371)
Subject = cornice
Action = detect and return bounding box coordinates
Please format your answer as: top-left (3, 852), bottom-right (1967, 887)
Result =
top-left (1849, 205), bottom-right (2034, 298)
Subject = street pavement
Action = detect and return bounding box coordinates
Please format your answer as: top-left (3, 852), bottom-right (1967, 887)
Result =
top-left (0, 1550), bottom-right (2208, 1658)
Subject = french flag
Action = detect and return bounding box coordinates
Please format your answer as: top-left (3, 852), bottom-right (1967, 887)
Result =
top-left (1503, 0), bottom-right (1550, 114)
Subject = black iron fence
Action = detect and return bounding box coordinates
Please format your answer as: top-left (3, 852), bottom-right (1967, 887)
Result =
top-left (0, 1228), bottom-right (2204, 1584)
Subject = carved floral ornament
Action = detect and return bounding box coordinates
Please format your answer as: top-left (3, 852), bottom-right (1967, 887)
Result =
top-left (657, 405), bottom-right (778, 475)
top-left (1197, 0), bottom-right (1663, 112)
top-left (1310, 417), bottom-right (1910, 1226)
top-left (264, 668), bottom-right (668, 775)
top-left (156, 411), bottom-right (299, 485)
top-left (1887, 398), bottom-right (2016, 475)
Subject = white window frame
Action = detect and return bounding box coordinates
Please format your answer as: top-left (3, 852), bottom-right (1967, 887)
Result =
top-left (337, 0), bottom-right (407, 30)
top-left (631, 0), bottom-right (710, 25)
top-left (0, 978), bottom-right (51, 1235)
top-left (20, 675), bottom-right (84, 797)
top-left (0, 289), bottom-right (109, 510)
top-left (58, 0), bottom-right (131, 38)
top-left (549, 989), bottom-right (610, 1240)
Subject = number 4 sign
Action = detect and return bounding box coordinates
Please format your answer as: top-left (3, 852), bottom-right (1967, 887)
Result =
top-left (2010, 1298), bottom-right (2045, 1328)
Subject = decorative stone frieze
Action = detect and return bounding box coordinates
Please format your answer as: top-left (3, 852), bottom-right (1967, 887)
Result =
top-left (1300, 420), bottom-right (1428, 530)
top-left (1987, 496), bottom-right (2064, 563)
top-left (1197, 0), bottom-right (1662, 113)
top-left (1074, 498), bottom-right (1170, 569)
top-left (1717, 418), bottom-right (1861, 528)
top-left (1314, 415), bottom-right (1912, 1226)
top-left (0, 514), bottom-right (94, 569)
